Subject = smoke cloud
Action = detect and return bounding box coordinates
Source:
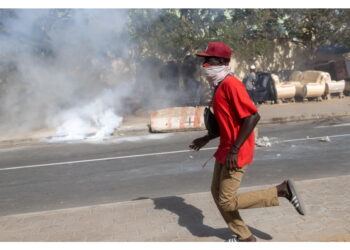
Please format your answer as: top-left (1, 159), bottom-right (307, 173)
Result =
top-left (0, 9), bottom-right (208, 142)
top-left (0, 9), bottom-right (135, 141)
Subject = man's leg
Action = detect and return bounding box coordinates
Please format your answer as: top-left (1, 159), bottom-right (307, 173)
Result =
top-left (218, 166), bottom-right (279, 213)
top-left (219, 171), bottom-right (305, 213)
top-left (212, 162), bottom-right (305, 241)
top-left (211, 161), bottom-right (253, 240)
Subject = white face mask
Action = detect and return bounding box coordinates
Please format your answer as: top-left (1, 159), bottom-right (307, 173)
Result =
top-left (201, 65), bottom-right (231, 86)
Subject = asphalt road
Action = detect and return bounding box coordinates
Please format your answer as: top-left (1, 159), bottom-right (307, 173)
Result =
top-left (0, 117), bottom-right (350, 216)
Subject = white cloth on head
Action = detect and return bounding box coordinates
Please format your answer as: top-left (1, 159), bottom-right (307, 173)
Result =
top-left (245, 71), bottom-right (256, 91)
top-left (201, 65), bottom-right (231, 86)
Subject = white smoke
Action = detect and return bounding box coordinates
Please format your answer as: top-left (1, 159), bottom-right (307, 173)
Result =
top-left (48, 88), bottom-right (125, 142)
top-left (0, 9), bottom-right (134, 142)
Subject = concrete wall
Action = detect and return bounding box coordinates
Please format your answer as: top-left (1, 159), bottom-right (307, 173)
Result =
top-left (230, 41), bottom-right (309, 80)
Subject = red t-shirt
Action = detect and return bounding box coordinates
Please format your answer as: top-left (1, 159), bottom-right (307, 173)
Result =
top-left (212, 75), bottom-right (258, 167)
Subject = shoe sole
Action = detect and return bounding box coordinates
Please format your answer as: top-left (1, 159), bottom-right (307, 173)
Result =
top-left (287, 179), bottom-right (306, 215)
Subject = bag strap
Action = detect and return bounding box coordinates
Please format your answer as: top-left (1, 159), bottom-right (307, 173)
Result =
top-left (208, 86), bottom-right (219, 111)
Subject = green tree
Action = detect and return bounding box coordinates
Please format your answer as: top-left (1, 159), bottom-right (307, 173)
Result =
top-left (128, 9), bottom-right (235, 86)
top-left (283, 9), bottom-right (350, 59)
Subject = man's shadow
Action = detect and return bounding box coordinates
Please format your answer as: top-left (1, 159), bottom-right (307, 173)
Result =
top-left (135, 196), bottom-right (272, 241)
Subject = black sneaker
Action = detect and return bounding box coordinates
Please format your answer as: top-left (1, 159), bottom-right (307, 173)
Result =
top-left (286, 179), bottom-right (306, 215)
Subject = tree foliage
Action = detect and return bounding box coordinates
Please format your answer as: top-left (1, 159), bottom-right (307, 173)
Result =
top-left (128, 9), bottom-right (350, 63)
top-left (283, 9), bottom-right (350, 53)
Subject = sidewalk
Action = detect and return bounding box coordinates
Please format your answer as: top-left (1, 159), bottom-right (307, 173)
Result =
top-left (1, 175), bottom-right (349, 242)
top-left (258, 97), bottom-right (350, 124)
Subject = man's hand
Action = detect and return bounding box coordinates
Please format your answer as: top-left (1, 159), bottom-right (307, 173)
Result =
top-left (225, 147), bottom-right (239, 170)
top-left (189, 136), bottom-right (210, 151)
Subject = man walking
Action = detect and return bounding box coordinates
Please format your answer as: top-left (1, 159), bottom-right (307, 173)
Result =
top-left (189, 42), bottom-right (305, 242)
top-left (243, 65), bottom-right (257, 104)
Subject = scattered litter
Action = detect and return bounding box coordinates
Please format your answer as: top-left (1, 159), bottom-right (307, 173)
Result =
top-left (319, 136), bottom-right (331, 142)
top-left (256, 136), bottom-right (272, 147)
top-left (306, 136), bottom-right (310, 139)
top-left (276, 154), bottom-right (281, 157)
top-left (291, 145), bottom-right (296, 148)
top-left (189, 155), bottom-right (193, 159)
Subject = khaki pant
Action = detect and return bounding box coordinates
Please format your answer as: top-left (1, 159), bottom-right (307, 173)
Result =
top-left (211, 160), bottom-right (279, 240)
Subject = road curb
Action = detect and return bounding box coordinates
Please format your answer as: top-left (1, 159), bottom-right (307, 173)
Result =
top-left (0, 107), bottom-right (349, 143)
top-left (1, 113), bottom-right (349, 145)
top-left (259, 113), bottom-right (350, 124)
top-left (115, 124), bottom-right (150, 134)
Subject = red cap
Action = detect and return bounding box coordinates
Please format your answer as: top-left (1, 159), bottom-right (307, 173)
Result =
top-left (196, 42), bottom-right (232, 59)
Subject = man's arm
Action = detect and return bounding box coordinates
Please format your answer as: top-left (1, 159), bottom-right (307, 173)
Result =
top-left (233, 112), bottom-right (260, 149)
top-left (225, 112), bottom-right (260, 170)
top-left (189, 133), bottom-right (219, 151)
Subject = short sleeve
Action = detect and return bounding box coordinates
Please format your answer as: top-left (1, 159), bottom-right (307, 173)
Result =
top-left (225, 79), bottom-right (258, 119)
